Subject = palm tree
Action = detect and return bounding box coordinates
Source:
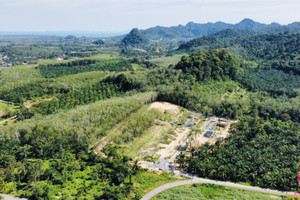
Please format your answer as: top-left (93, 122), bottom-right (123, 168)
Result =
top-left (19, 144), bottom-right (31, 159)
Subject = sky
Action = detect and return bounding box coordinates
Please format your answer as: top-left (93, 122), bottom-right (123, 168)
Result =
top-left (1, 0), bottom-right (300, 34)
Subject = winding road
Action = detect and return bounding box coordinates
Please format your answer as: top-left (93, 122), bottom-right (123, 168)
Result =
top-left (141, 177), bottom-right (295, 200)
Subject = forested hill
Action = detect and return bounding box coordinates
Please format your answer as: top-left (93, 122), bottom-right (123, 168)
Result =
top-left (141, 18), bottom-right (300, 40)
top-left (175, 49), bottom-right (241, 81)
top-left (121, 28), bottom-right (150, 47)
top-left (212, 29), bottom-right (257, 38)
top-left (178, 31), bottom-right (300, 74)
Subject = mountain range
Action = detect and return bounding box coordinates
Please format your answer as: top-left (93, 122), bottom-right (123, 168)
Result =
top-left (141, 18), bottom-right (300, 40)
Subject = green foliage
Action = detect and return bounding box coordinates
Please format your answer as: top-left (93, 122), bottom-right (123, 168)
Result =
top-left (39, 59), bottom-right (132, 78)
top-left (157, 81), bottom-right (248, 119)
top-left (0, 35), bottom-right (299, 200)
top-left (0, 102), bottom-right (17, 118)
top-left (178, 117), bottom-right (300, 191)
top-left (121, 28), bottom-right (150, 47)
top-left (153, 184), bottom-right (287, 200)
top-left (0, 92), bottom-right (158, 140)
top-left (32, 81), bottom-right (125, 115)
top-left (117, 108), bottom-right (161, 143)
top-left (0, 70), bottom-right (112, 104)
top-left (128, 57), bottom-right (158, 68)
top-left (0, 93), bottom-right (160, 199)
top-left (0, 126), bottom-right (138, 199)
top-left (0, 80), bottom-right (65, 103)
top-left (92, 39), bottom-right (104, 45)
top-left (142, 18), bottom-right (300, 40)
top-left (238, 68), bottom-right (300, 97)
top-left (133, 171), bottom-right (176, 198)
top-left (179, 32), bottom-right (300, 75)
top-left (175, 49), bottom-right (241, 81)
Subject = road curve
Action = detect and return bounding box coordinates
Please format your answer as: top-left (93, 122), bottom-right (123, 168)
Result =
top-left (141, 177), bottom-right (295, 200)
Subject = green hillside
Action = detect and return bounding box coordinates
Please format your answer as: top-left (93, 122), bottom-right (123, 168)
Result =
top-left (121, 28), bottom-right (150, 47)
top-left (141, 18), bottom-right (300, 40)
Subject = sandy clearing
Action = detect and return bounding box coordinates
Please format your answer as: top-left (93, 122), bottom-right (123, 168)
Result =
top-left (191, 119), bottom-right (237, 147)
top-left (209, 120), bottom-right (238, 144)
top-left (157, 127), bottom-right (190, 159)
top-left (149, 102), bottom-right (179, 113)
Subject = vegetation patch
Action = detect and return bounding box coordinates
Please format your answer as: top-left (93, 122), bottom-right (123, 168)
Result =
top-left (38, 59), bottom-right (133, 78)
top-left (152, 184), bottom-right (287, 200)
top-left (177, 118), bottom-right (300, 191)
top-left (238, 68), bottom-right (300, 97)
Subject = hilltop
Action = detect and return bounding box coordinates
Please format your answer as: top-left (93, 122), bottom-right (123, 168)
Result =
top-left (121, 28), bottom-right (150, 47)
top-left (141, 18), bottom-right (300, 40)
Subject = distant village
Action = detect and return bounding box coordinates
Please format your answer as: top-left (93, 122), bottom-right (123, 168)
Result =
top-left (0, 51), bottom-right (83, 67)
top-left (0, 52), bottom-right (12, 67)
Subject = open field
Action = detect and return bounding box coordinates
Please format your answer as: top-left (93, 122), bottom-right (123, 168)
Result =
top-left (148, 54), bottom-right (187, 67)
top-left (0, 64), bottom-right (42, 90)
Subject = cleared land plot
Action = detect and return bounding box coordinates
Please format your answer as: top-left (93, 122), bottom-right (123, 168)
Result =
top-left (191, 117), bottom-right (236, 147)
top-left (96, 102), bottom-right (200, 161)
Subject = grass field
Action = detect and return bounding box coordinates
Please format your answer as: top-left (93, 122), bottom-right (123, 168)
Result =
top-left (134, 171), bottom-right (179, 198)
top-left (0, 53), bottom-right (123, 92)
top-left (148, 54), bottom-right (187, 67)
top-left (152, 184), bottom-right (294, 200)
top-left (0, 64), bottom-right (42, 90)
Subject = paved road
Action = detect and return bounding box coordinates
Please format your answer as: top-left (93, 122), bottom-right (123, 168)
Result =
top-left (0, 194), bottom-right (27, 200)
top-left (141, 177), bottom-right (295, 200)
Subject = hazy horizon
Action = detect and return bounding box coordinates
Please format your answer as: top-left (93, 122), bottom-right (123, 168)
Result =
top-left (1, 0), bottom-right (300, 35)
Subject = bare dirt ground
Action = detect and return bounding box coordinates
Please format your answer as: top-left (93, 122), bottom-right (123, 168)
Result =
top-left (157, 127), bottom-right (190, 159)
top-left (149, 102), bottom-right (179, 113)
top-left (191, 118), bottom-right (237, 147)
top-left (209, 120), bottom-right (238, 144)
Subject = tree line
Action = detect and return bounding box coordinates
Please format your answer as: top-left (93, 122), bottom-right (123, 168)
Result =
top-left (39, 59), bottom-right (133, 78)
